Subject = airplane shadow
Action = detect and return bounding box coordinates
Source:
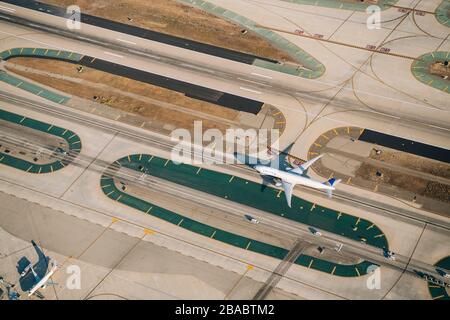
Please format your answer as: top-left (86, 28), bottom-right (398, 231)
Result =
top-left (17, 240), bottom-right (50, 292)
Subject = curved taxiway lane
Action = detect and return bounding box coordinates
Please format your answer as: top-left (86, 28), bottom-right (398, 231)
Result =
top-left (0, 95), bottom-right (448, 295)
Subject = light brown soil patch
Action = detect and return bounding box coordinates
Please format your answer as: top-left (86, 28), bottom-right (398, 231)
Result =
top-left (42, 0), bottom-right (296, 63)
top-left (370, 149), bottom-right (450, 179)
top-left (356, 163), bottom-right (450, 203)
top-left (6, 57), bottom-right (239, 133)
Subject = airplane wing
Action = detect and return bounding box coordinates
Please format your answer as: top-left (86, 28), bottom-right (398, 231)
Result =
top-left (281, 181), bottom-right (295, 208)
top-left (270, 143), bottom-right (295, 171)
top-left (290, 154), bottom-right (323, 175)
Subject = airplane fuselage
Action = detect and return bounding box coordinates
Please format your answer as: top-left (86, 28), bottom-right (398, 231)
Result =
top-left (254, 165), bottom-right (334, 191)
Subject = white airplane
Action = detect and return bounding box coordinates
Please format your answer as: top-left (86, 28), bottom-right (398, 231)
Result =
top-left (240, 144), bottom-right (341, 207)
top-left (26, 259), bottom-right (58, 297)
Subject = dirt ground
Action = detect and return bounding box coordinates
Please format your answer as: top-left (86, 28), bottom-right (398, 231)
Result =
top-left (356, 163), bottom-right (450, 203)
top-left (6, 57), bottom-right (239, 133)
top-left (370, 149), bottom-right (450, 179)
top-left (42, 0), bottom-right (297, 64)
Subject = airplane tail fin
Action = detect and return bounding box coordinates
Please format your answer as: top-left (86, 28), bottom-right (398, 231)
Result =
top-left (324, 178), bottom-right (341, 198)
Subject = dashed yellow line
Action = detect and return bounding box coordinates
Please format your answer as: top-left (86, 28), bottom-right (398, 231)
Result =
top-left (321, 134), bottom-right (329, 140)
top-left (333, 128), bottom-right (338, 135)
top-left (314, 143), bottom-right (322, 147)
top-left (272, 111), bottom-right (281, 116)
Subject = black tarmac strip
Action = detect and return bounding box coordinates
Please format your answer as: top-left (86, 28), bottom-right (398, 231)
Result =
top-left (78, 56), bottom-right (263, 114)
top-left (4, 0), bottom-right (278, 65)
top-left (359, 130), bottom-right (450, 164)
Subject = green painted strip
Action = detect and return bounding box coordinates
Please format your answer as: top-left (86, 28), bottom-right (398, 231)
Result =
top-left (0, 109), bottom-right (82, 174)
top-left (435, 1), bottom-right (450, 28)
top-left (101, 154), bottom-right (382, 277)
top-left (176, 0), bottom-right (325, 78)
top-left (427, 256), bottom-right (450, 300)
top-left (411, 51), bottom-right (450, 94)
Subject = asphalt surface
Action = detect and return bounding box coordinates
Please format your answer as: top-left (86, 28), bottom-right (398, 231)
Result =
top-left (3, 0), bottom-right (277, 65)
top-left (359, 129), bottom-right (450, 164)
top-left (79, 56), bottom-right (264, 114)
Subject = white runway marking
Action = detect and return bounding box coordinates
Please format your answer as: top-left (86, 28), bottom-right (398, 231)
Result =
top-left (0, 5), bottom-right (15, 12)
top-left (237, 78), bottom-right (271, 87)
top-left (239, 87), bottom-right (262, 94)
top-left (117, 38), bottom-right (136, 45)
top-left (103, 51), bottom-right (124, 58)
top-left (251, 72), bottom-right (272, 79)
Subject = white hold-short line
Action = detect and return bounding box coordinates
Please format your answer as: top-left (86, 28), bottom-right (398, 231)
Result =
top-left (239, 87), bottom-right (262, 94)
top-left (251, 72), bottom-right (272, 79)
top-left (103, 51), bottom-right (124, 58)
top-left (117, 38), bottom-right (136, 45)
